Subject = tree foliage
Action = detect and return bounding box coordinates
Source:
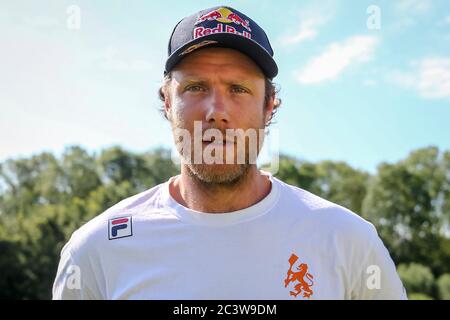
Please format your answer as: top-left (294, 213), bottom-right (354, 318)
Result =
top-left (0, 145), bottom-right (449, 299)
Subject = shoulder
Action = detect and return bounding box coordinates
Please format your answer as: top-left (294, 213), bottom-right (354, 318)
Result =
top-left (274, 177), bottom-right (379, 242)
top-left (63, 180), bottom-right (169, 256)
top-left (274, 178), bottom-right (407, 299)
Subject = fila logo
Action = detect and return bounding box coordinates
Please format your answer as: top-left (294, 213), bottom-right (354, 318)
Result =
top-left (108, 216), bottom-right (133, 240)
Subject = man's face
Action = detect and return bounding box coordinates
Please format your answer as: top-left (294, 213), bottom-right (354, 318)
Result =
top-left (165, 47), bottom-right (274, 185)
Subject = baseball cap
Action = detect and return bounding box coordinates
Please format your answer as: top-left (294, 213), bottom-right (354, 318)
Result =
top-left (164, 6), bottom-right (278, 79)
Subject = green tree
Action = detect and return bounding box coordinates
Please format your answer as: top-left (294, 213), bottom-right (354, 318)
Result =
top-left (362, 147), bottom-right (450, 274)
top-left (274, 156), bottom-right (369, 213)
top-left (397, 263), bottom-right (435, 297)
top-left (408, 293), bottom-right (433, 300)
top-left (97, 146), bottom-right (151, 191)
top-left (0, 145), bottom-right (181, 299)
top-left (61, 145), bottom-right (102, 199)
top-left (437, 274), bottom-right (450, 300)
top-left (1, 145), bottom-right (448, 299)
top-left (311, 161), bottom-right (369, 214)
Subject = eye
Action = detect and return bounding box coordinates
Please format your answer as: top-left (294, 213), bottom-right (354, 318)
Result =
top-left (185, 85), bottom-right (206, 92)
top-left (231, 85), bottom-right (249, 94)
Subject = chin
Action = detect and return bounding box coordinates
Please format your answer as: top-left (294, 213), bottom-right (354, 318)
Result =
top-left (187, 163), bottom-right (251, 185)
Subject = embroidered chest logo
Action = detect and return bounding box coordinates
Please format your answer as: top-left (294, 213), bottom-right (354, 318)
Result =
top-left (284, 253), bottom-right (314, 299)
top-left (108, 216), bottom-right (133, 240)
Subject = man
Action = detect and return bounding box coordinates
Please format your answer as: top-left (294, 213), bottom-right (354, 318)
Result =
top-left (53, 6), bottom-right (406, 299)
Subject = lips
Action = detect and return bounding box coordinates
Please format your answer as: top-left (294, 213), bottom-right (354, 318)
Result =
top-left (202, 136), bottom-right (236, 144)
top-left (202, 139), bottom-right (235, 146)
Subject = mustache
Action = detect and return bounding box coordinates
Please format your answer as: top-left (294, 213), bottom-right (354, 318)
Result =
top-left (172, 121), bottom-right (266, 144)
top-left (201, 128), bottom-right (238, 144)
top-left (199, 126), bottom-right (253, 144)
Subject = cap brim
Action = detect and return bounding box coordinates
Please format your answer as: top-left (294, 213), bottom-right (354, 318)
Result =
top-left (165, 33), bottom-right (278, 79)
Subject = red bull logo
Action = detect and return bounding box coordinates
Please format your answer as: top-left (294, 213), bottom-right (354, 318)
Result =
top-left (195, 7), bottom-right (252, 32)
top-left (226, 13), bottom-right (251, 31)
top-left (284, 253), bottom-right (315, 299)
top-left (194, 23), bottom-right (251, 40)
top-left (196, 10), bottom-right (222, 24)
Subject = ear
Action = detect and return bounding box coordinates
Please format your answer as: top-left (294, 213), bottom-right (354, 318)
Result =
top-left (264, 91), bottom-right (276, 125)
top-left (163, 86), bottom-right (172, 119)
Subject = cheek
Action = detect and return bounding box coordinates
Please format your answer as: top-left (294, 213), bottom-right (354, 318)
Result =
top-left (169, 96), bottom-right (202, 127)
top-left (241, 97), bottom-right (266, 124)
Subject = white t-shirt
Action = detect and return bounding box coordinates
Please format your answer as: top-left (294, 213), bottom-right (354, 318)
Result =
top-left (53, 171), bottom-right (407, 300)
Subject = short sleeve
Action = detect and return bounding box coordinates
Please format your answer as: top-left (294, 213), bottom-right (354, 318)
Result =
top-left (52, 236), bottom-right (102, 300)
top-left (350, 229), bottom-right (407, 300)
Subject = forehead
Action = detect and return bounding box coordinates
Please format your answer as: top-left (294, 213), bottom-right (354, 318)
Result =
top-left (172, 47), bottom-right (265, 80)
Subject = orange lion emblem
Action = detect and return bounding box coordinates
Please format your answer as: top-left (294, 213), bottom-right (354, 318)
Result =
top-left (284, 253), bottom-right (314, 298)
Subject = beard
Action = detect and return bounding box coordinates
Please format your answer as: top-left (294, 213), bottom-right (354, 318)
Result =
top-left (170, 114), bottom-right (266, 187)
top-left (186, 161), bottom-right (252, 186)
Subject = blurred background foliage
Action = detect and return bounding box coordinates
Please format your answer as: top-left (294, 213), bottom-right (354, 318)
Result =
top-left (0, 145), bottom-right (449, 299)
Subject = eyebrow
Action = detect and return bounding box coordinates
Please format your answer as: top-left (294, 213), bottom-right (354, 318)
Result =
top-left (180, 77), bottom-right (254, 87)
top-left (181, 78), bottom-right (208, 85)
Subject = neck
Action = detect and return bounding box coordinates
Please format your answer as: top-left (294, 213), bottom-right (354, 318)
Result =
top-left (170, 165), bottom-right (272, 213)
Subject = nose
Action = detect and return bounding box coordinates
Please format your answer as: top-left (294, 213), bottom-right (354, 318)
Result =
top-left (205, 87), bottom-right (230, 125)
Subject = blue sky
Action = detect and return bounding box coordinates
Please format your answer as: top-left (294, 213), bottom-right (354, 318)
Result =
top-left (1, 0), bottom-right (450, 174)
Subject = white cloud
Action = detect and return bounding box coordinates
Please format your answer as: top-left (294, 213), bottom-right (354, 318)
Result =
top-left (386, 58), bottom-right (450, 100)
top-left (419, 59), bottom-right (450, 98)
top-left (294, 36), bottom-right (379, 84)
top-left (392, 0), bottom-right (432, 30)
top-left (280, 17), bottom-right (325, 46)
top-left (396, 0), bottom-right (432, 14)
top-left (279, 1), bottom-right (335, 47)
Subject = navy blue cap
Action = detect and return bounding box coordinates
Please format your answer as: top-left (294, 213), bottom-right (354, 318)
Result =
top-left (165, 6), bottom-right (278, 79)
